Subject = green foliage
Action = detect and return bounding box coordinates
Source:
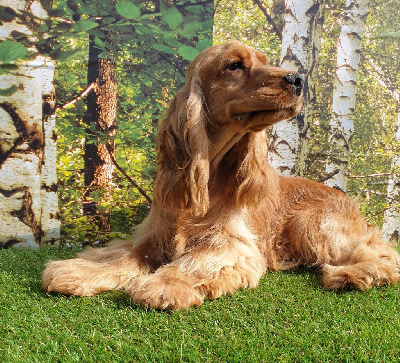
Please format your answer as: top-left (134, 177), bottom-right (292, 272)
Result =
top-left (161, 2), bottom-right (183, 29)
top-left (344, 0), bottom-right (399, 225)
top-left (177, 45), bottom-right (199, 61)
top-left (72, 19), bottom-right (99, 32)
top-left (0, 85), bottom-right (18, 96)
top-left (2, 0), bottom-right (398, 243)
top-left (115, 1), bottom-right (141, 20)
top-left (1, 248), bottom-right (400, 361)
top-left (0, 40), bottom-right (28, 63)
top-left (0, 40), bottom-right (29, 95)
top-left (374, 32), bottom-right (400, 39)
top-left (214, 0), bottom-right (281, 63)
top-left (49, 0), bottom-right (213, 246)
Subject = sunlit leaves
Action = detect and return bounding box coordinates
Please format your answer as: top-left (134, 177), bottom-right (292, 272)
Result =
top-left (214, 0), bottom-right (281, 62)
top-left (373, 32), bottom-right (400, 39)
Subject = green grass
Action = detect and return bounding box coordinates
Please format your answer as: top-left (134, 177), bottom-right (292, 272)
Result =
top-left (0, 248), bottom-right (399, 362)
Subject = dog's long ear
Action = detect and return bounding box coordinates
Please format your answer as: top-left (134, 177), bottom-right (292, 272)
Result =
top-left (154, 74), bottom-right (210, 216)
top-left (232, 131), bottom-right (279, 207)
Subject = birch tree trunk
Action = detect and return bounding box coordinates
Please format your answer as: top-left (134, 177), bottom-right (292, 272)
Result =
top-left (324, 0), bottom-right (370, 191)
top-left (0, 0), bottom-right (60, 247)
top-left (366, 57), bottom-right (399, 242)
top-left (382, 113), bottom-right (400, 243)
top-left (268, 0), bottom-right (324, 176)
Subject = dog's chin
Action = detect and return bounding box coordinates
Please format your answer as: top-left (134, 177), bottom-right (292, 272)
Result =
top-left (236, 103), bottom-right (302, 131)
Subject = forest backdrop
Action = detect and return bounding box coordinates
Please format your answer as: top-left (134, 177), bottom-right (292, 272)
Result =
top-left (0, 0), bottom-right (399, 248)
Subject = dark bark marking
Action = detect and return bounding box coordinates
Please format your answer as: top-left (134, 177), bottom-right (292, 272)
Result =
top-left (0, 102), bottom-right (43, 167)
top-left (10, 190), bottom-right (43, 244)
top-left (2, 239), bottom-right (20, 248)
top-left (306, 2), bottom-right (320, 16)
top-left (41, 183), bottom-right (58, 192)
top-left (42, 91), bottom-right (56, 116)
top-left (281, 47), bottom-right (304, 73)
top-left (0, 186), bottom-right (28, 198)
top-left (317, 169), bottom-right (340, 183)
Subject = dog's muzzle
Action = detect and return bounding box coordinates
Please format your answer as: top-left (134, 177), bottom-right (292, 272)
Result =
top-left (283, 73), bottom-right (304, 96)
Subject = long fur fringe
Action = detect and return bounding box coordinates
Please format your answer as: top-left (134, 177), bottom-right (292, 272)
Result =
top-left (42, 40), bottom-right (400, 310)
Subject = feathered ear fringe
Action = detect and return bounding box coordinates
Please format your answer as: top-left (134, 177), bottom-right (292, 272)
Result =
top-left (154, 75), bottom-right (210, 216)
top-left (234, 132), bottom-right (279, 207)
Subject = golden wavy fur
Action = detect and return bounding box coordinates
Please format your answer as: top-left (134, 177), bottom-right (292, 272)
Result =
top-left (42, 40), bottom-right (400, 310)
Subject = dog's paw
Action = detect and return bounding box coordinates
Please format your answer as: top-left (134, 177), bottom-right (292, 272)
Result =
top-left (42, 259), bottom-right (103, 296)
top-left (322, 264), bottom-right (375, 291)
top-left (125, 272), bottom-right (205, 310)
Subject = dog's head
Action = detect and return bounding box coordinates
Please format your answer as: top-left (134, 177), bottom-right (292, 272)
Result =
top-left (155, 40), bottom-right (303, 216)
top-left (190, 40), bottom-right (303, 130)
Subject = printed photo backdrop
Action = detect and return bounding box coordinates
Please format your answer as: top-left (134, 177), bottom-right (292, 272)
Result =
top-left (0, 0), bottom-right (398, 248)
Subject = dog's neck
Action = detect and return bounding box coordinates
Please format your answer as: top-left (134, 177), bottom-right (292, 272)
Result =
top-left (207, 112), bottom-right (279, 176)
top-left (208, 122), bottom-right (249, 176)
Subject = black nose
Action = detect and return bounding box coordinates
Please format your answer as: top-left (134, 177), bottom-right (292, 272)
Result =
top-left (283, 73), bottom-right (304, 96)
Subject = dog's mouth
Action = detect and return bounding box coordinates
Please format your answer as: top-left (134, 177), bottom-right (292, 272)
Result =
top-left (233, 110), bottom-right (275, 122)
top-left (233, 113), bottom-right (248, 122)
top-left (233, 105), bottom-right (301, 128)
top-left (210, 99), bottom-right (302, 175)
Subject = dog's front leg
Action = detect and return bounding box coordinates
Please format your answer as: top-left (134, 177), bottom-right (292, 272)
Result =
top-left (41, 236), bottom-right (156, 297)
top-left (124, 231), bottom-right (266, 310)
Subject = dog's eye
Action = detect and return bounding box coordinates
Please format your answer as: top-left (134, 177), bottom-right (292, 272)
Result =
top-left (227, 61), bottom-right (244, 71)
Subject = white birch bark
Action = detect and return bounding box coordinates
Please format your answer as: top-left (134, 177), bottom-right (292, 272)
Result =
top-left (367, 57), bottom-right (400, 242)
top-left (0, 0), bottom-right (60, 247)
top-left (382, 113), bottom-right (400, 243)
top-left (268, 0), bottom-right (323, 176)
top-left (40, 58), bottom-right (60, 245)
top-left (324, 0), bottom-right (370, 191)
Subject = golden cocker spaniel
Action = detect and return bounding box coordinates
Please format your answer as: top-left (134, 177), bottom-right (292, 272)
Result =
top-left (42, 40), bottom-right (400, 310)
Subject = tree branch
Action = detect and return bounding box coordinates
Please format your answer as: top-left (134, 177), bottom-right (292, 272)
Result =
top-left (253, 0), bottom-right (282, 40)
top-left (348, 172), bottom-right (391, 179)
top-left (54, 82), bottom-right (95, 114)
top-left (366, 57), bottom-right (400, 104)
top-left (105, 143), bottom-right (153, 205)
top-left (317, 168), bottom-right (340, 183)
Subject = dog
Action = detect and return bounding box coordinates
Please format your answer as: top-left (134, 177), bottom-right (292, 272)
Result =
top-left (42, 40), bottom-right (400, 310)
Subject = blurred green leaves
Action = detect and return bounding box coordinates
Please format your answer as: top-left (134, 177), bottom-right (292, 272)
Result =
top-left (49, 0), bottom-right (213, 246)
top-left (115, 1), bottom-right (140, 20)
top-left (0, 40), bottom-right (28, 63)
top-left (161, 2), bottom-right (183, 29)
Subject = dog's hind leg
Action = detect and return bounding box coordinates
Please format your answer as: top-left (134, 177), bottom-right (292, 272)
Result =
top-left (322, 227), bottom-right (400, 290)
top-left (284, 196), bottom-right (400, 290)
